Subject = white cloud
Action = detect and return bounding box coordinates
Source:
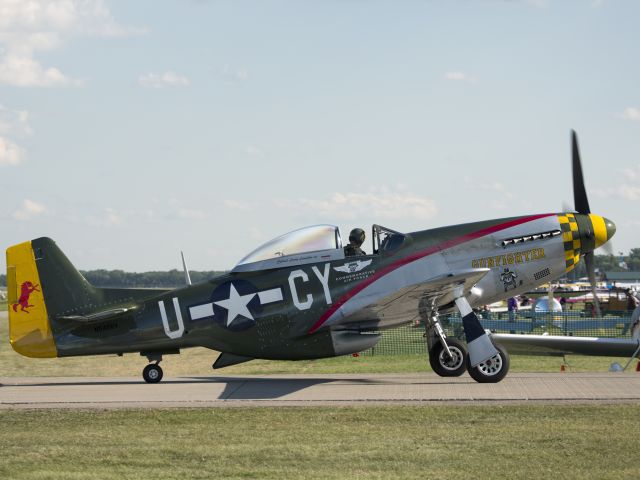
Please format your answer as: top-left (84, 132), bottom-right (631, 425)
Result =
top-left (176, 208), bottom-right (206, 220)
top-left (138, 71), bottom-right (190, 88)
top-left (619, 185), bottom-right (640, 201)
top-left (221, 64), bottom-right (249, 82)
top-left (622, 165), bottom-right (640, 181)
top-left (619, 107), bottom-right (640, 122)
top-left (444, 71), bottom-right (477, 84)
top-left (0, 52), bottom-right (80, 87)
top-left (248, 226), bottom-right (265, 241)
top-left (0, 105), bottom-right (31, 136)
top-left (480, 181), bottom-right (514, 198)
top-left (0, 104), bottom-right (32, 166)
top-left (84, 207), bottom-right (124, 227)
top-left (104, 208), bottom-right (122, 225)
top-left (224, 199), bottom-right (254, 212)
top-left (0, 0), bottom-right (145, 87)
top-left (464, 176), bottom-right (515, 203)
top-left (245, 145), bottom-right (263, 156)
top-left (290, 188), bottom-right (437, 221)
top-left (444, 72), bottom-right (466, 81)
top-left (0, 136), bottom-right (24, 165)
top-left (592, 166), bottom-right (640, 201)
top-left (13, 198), bottom-right (46, 220)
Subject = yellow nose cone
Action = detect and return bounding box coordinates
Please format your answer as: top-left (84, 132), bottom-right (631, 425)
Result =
top-left (589, 214), bottom-right (616, 249)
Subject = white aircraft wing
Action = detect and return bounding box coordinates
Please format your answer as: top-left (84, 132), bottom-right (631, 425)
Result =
top-left (335, 268), bottom-right (489, 330)
top-left (491, 333), bottom-right (640, 357)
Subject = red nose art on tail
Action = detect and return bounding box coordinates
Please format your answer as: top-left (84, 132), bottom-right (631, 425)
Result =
top-left (12, 281), bottom-right (40, 313)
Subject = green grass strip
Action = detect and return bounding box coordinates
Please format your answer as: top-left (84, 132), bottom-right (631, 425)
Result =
top-left (1, 405), bottom-right (639, 479)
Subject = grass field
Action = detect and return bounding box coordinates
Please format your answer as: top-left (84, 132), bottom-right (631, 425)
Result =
top-left (1, 405), bottom-right (639, 479)
top-left (1, 310), bottom-right (636, 377)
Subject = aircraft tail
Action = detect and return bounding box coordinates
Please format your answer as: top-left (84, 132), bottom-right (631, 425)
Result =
top-left (6, 237), bottom-right (158, 358)
top-left (6, 238), bottom-right (68, 357)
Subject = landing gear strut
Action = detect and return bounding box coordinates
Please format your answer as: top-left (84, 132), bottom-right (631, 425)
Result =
top-left (429, 337), bottom-right (467, 377)
top-left (424, 297), bottom-right (510, 383)
top-left (424, 311), bottom-right (467, 377)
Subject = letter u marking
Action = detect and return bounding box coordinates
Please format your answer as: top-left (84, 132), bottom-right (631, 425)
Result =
top-left (158, 297), bottom-right (185, 339)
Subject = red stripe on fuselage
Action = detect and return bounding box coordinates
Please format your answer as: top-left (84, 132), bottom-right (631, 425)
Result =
top-left (308, 213), bottom-right (555, 334)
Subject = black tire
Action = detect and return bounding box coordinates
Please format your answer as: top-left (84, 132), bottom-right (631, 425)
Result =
top-left (467, 343), bottom-right (510, 383)
top-left (429, 338), bottom-right (467, 377)
top-left (142, 364), bottom-right (163, 384)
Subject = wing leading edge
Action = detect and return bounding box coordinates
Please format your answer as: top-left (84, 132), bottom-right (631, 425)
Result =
top-left (491, 333), bottom-right (640, 357)
top-left (333, 268), bottom-right (490, 331)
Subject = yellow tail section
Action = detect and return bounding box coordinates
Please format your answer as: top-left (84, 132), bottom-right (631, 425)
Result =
top-left (6, 241), bottom-right (57, 358)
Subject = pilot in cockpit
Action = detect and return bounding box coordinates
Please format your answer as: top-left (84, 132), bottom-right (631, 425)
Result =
top-left (344, 228), bottom-right (366, 257)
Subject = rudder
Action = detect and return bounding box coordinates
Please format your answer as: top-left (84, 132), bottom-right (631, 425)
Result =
top-left (6, 240), bottom-right (58, 357)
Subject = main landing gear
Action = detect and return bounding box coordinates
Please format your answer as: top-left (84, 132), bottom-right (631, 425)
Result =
top-left (142, 352), bottom-right (164, 383)
top-left (424, 307), bottom-right (510, 383)
top-left (142, 363), bottom-right (163, 384)
top-left (467, 342), bottom-right (510, 383)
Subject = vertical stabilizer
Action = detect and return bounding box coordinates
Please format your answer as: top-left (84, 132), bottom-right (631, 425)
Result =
top-left (6, 240), bottom-right (57, 358)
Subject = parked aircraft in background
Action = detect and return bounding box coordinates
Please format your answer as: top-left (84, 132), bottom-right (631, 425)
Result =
top-left (5, 132), bottom-right (615, 383)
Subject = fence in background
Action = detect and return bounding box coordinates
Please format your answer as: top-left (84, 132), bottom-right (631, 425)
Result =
top-left (363, 310), bottom-right (635, 356)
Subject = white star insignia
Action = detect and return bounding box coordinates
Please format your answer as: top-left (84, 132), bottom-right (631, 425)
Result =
top-left (214, 284), bottom-right (256, 326)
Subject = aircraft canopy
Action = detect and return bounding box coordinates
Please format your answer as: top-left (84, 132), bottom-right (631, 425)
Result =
top-left (235, 224), bottom-right (343, 268)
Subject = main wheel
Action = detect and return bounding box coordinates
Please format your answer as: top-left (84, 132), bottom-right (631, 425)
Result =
top-left (429, 338), bottom-right (467, 377)
top-left (467, 343), bottom-right (510, 383)
top-left (142, 363), bottom-right (163, 384)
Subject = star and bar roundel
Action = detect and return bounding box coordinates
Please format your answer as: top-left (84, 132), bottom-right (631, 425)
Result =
top-left (188, 280), bottom-right (284, 332)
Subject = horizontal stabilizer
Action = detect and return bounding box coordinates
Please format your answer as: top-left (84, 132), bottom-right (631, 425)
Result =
top-left (213, 352), bottom-right (254, 369)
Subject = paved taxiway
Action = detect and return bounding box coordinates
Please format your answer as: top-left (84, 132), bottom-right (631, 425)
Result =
top-left (1, 373), bottom-right (640, 408)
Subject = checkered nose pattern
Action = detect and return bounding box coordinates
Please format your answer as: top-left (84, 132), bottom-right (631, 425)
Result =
top-left (558, 214), bottom-right (581, 272)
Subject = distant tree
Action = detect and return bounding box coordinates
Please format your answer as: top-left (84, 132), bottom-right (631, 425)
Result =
top-left (629, 248), bottom-right (640, 271)
top-left (80, 270), bottom-right (225, 288)
top-left (0, 270), bottom-right (225, 288)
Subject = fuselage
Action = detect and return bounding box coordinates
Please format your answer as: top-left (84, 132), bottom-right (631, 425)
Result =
top-left (44, 211), bottom-right (615, 362)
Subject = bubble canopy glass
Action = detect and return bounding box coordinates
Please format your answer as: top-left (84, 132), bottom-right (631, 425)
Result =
top-left (235, 224), bottom-right (343, 267)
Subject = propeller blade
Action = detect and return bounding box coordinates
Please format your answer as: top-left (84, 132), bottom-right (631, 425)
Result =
top-left (585, 252), bottom-right (602, 318)
top-left (572, 130), bottom-right (591, 214)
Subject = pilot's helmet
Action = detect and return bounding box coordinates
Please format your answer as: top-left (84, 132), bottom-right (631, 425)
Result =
top-left (349, 228), bottom-right (365, 246)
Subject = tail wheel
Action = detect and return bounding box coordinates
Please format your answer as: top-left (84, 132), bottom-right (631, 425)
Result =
top-left (467, 343), bottom-right (510, 383)
top-left (429, 338), bottom-right (467, 377)
top-left (142, 363), bottom-right (163, 384)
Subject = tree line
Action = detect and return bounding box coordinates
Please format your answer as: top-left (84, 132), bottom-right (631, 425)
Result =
top-left (0, 269), bottom-right (224, 288)
top-left (1, 249), bottom-right (639, 288)
top-left (571, 248), bottom-right (640, 279)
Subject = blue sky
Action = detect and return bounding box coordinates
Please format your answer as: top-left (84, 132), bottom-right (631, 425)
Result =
top-left (1, 0), bottom-right (639, 271)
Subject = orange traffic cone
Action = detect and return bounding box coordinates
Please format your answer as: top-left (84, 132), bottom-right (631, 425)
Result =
top-left (560, 364), bottom-right (566, 372)
top-left (635, 361), bottom-right (640, 372)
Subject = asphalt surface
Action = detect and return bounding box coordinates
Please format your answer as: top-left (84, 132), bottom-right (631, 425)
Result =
top-left (2, 372), bottom-right (640, 408)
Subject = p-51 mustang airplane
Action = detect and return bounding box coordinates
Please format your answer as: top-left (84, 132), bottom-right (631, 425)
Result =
top-left (5, 132), bottom-right (615, 383)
